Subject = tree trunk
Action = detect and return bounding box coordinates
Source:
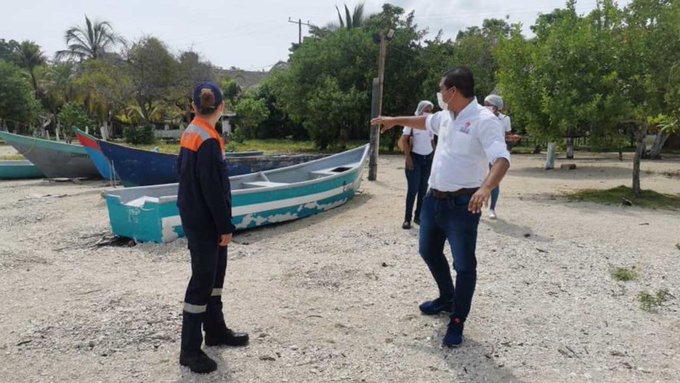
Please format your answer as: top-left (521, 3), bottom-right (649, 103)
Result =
top-left (566, 137), bottom-right (574, 159)
top-left (649, 132), bottom-right (669, 159)
top-left (632, 122), bottom-right (649, 197)
top-left (545, 142), bottom-right (556, 170)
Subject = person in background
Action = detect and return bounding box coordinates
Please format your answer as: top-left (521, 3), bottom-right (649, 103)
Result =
top-left (399, 100), bottom-right (435, 229)
top-left (371, 67), bottom-right (510, 348)
top-left (177, 82), bottom-right (249, 374)
top-left (483, 94), bottom-right (511, 220)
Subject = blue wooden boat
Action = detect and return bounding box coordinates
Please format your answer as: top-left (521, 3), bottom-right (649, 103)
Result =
top-left (0, 160), bottom-right (44, 179)
top-left (0, 131), bottom-right (100, 179)
top-left (74, 129), bottom-right (118, 181)
top-left (102, 144), bottom-right (369, 243)
top-left (97, 139), bottom-right (325, 187)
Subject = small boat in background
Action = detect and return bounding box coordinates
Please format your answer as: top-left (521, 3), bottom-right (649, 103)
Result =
top-left (0, 160), bottom-right (44, 179)
top-left (97, 139), bottom-right (325, 187)
top-left (74, 129), bottom-right (118, 181)
top-left (0, 131), bottom-right (100, 179)
top-left (102, 144), bottom-right (369, 243)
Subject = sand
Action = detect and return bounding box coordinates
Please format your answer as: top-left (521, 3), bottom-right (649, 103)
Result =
top-left (0, 150), bottom-right (679, 383)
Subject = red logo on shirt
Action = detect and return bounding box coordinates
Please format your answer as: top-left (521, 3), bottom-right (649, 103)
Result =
top-left (460, 121), bottom-right (472, 134)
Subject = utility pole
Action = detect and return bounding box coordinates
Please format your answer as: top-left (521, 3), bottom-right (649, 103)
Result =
top-left (288, 17), bottom-right (314, 45)
top-left (369, 29), bottom-right (393, 181)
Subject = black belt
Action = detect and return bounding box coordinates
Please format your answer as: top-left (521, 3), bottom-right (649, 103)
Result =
top-left (430, 188), bottom-right (478, 199)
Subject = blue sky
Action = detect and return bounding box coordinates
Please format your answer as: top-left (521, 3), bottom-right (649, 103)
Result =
top-left (2, 0), bottom-right (630, 71)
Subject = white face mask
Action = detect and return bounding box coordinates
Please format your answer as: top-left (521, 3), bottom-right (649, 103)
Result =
top-left (437, 92), bottom-right (448, 111)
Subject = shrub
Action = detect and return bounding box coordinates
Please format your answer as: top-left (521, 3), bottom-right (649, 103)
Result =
top-left (124, 125), bottom-right (155, 145)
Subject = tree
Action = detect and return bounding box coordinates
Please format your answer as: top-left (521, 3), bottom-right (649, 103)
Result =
top-left (0, 39), bottom-right (19, 62)
top-left (56, 15), bottom-right (125, 61)
top-left (75, 59), bottom-right (132, 132)
top-left (232, 96), bottom-right (269, 141)
top-left (304, 76), bottom-right (366, 149)
top-left (310, 3), bottom-right (370, 37)
top-left (126, 37), bottom-right (180, 123)
top-left (41, 61), bottom-right (78, 114)
top-left (617, 0), bottom-right (680, 195)
top-left (252, 79), bottom-right (306, 140)
top-left (271, 27), bottom-right (376, 148)
top-left (12, 41), bottom-right (46, 97)
top-left (0, 61), bottom-right (41, 126)
top-left (336, 3), bottom-right (366, 29)
top-left (220, 78), bottom-right (242, 108)
top-left (57, 102), bottom-right (95, 141)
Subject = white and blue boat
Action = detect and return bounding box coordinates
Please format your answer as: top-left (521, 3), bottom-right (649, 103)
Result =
top-left (102, 144), bottom-right (369, 243)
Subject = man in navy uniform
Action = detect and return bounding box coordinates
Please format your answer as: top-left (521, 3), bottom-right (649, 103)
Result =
top-left (177, 82), bottom-right (248, 373)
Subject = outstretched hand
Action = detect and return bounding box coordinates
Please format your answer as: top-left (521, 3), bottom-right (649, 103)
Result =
top-left (371, 116), bottom-right (397, 133)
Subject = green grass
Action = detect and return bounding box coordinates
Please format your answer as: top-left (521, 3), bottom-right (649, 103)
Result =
top-left (566, 186), bottom-right (680, 210)
top-left (637, 289), bottom-right (671, 312)
top-left (511, 146), bottom-right (539, 154)
top-left (610, 267), bottom-right (639, 282)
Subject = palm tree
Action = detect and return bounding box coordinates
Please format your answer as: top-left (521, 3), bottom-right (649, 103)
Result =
top-left (311, 3), bottom-right (367, 37)
top-left (13, 41), bottom-right (46, 96)
top-left (56, 15), bottom-right (124, 61)
top-left (335, 3), bottom-right (366, 29)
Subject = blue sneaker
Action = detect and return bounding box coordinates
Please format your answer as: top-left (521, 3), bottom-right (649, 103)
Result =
top-left (442, 317), bottom-right (464, 347)
top-left (418, 298), bottom-right (453, 315)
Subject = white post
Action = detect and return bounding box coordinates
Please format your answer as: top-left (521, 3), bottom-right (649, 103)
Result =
top-left (100, 121), bottom-right (109, 141)
top-left (545, 142), bottom-right (556, 170)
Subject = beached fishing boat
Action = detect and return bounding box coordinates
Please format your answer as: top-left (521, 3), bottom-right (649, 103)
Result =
top-left (102, 144), bottom-right (369, 243)
top-left (0, 160), bottom-right (44, 179)
top-left (97, 139), bottom-right (325, 186)
top-left (74, 129), bottom-right (118, 181)
top-left (0, 131), bottom-right (100, 179)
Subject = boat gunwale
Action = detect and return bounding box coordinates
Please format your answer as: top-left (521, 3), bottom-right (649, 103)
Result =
top-left (102, 144), bottom-right (369, 205)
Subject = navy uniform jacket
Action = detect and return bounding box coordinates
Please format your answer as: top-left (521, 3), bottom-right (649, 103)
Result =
top-left (177, 118), bottom-right (235, 237)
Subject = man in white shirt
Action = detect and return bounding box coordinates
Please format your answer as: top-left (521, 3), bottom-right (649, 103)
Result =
top-left (483, 94), bottom-right (512, 219)
top-left (371, 67), bottom-right (510, 347)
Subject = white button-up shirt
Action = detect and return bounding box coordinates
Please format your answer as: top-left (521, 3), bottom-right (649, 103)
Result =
top-left (402, 126), bottom-right (434, 155)
top-left (498, 112), bottom-right (512, 134)
top-left (425, 98), bottom-right (511, 191)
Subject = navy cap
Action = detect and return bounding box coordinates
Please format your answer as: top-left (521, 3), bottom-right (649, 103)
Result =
top-left (193, 82), bottom-right (224, 110)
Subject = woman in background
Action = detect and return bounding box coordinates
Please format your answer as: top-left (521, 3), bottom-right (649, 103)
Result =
top-left (399, 100), bottom-right (434, 229)
top-left (483, 94), bottom-right (511, 219)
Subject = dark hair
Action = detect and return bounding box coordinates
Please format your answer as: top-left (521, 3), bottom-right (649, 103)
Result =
top-left (197, 88), bottom-right (217, 115)
top-left (442, 67), bottom-right (475, 98)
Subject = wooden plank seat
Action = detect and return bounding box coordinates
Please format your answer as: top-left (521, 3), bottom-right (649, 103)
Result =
top-left (242, 181), bottom-right (290, 188)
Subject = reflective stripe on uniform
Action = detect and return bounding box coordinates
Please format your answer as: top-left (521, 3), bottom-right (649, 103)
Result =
top-left (211, 288), bottom-right (222, 297)
top-left (180, 117), bottom-right (225, 152)
top-left (183, 302), bottom-right (207, 314)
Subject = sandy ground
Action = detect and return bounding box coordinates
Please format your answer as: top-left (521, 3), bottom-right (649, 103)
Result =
top-left (0, 149), bottom-right (679, 383)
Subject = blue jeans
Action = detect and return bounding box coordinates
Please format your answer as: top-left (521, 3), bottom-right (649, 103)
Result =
top-left (418, 191), bottom-right (481, 321)
top-left (490, 186), bottom-right (500, 210)
top-left (488, 163), bottom-right (500, 210)
top-left (404, 153), bottom-right (433, 222)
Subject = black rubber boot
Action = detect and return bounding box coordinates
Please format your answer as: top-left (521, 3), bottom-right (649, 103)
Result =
top-left (179, 349), bottom-right (217, 374)
top-left (204, 298), bottom-right (249, 347)
top-left (180, 312), bottom-right (216, 373)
